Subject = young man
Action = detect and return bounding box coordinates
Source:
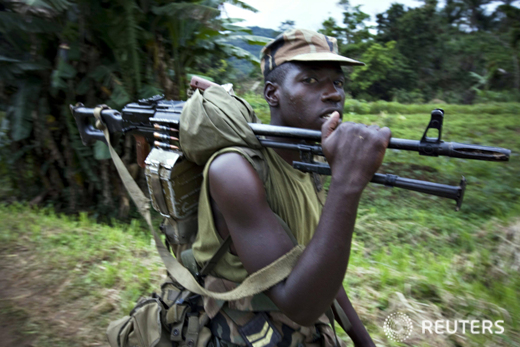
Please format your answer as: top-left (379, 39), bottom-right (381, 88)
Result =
top-left (192, 29), bottom-right (391, 347)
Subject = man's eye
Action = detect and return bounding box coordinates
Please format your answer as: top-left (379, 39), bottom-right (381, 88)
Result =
top-left (334, 80), bottom-right (344, 88)
top-left (303, 77), bottom-right (318, 84)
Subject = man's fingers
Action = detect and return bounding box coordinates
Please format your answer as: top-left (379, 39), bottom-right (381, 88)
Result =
top-left (378, 127), bottom-right (392, 146)
top-left (321, 111), bottom-right (341, 139)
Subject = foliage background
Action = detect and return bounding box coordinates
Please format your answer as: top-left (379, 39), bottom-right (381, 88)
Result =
top-left (0, 0), bottom-right (268, 219)
top-left (1, 0), bottom-right (519, 217)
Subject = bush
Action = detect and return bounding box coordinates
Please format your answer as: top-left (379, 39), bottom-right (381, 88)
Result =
top-left (475, 90), bottom-right (520, 103)
top-left (391, 89), bottom-right (426, 104)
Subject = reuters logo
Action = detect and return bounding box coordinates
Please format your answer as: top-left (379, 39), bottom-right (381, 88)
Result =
top-left (383, 312), bottom-right (413, 342)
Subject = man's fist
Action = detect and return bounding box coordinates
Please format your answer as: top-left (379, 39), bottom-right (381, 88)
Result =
top-left (321, 111), bottom-right (391, 190)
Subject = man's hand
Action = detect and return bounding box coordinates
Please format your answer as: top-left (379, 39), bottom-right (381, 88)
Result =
top-left (321, 111), bottom-right (391, 191)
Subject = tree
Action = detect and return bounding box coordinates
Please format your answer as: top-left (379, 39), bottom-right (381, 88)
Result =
top-left (376, 3), bottom-right (406, 43)
top-left (320, 0), bottom-right (520, 102)
top-left (349, 41), bottom-right (413, 100)
top-left (319, 1), bottom-right (373, 65)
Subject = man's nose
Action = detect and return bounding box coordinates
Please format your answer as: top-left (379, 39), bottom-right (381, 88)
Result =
top-left (321, 82), bottom-right (343, 102)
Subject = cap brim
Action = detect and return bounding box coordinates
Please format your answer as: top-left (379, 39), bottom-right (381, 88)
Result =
top-left (287, 52), bottom-right (365, 66)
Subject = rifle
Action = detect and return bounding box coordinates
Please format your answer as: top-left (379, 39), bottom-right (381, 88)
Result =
top-left (70, 76), bottom-right (511, 211)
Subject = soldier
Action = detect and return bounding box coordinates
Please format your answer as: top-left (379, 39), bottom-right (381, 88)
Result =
top-left (192, 29), bottom-right (391, 347)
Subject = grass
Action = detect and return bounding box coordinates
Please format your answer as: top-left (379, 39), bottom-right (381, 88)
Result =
top-left (0, 100), bottom-right (519, 346)
top-left (337, 107), bottom-right (520, 346)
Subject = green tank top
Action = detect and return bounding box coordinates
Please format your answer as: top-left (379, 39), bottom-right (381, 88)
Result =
top-left (192, 147), bottom-right (325, 282)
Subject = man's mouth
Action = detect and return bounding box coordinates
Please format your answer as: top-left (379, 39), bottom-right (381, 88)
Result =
top-left (320, 110), bottom-right (342, 120)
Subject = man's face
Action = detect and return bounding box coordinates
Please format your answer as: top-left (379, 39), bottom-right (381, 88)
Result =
top-left (275, 62), bottom-right (345, 131)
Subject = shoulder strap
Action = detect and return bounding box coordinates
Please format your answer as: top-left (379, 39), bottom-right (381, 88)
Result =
top-left (199, 236), bottom-right (232, 277)
top-left (92, 106), bottom-right (303, 301)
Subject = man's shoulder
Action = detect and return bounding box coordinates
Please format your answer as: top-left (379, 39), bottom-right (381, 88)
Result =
top-left (207, 151), bottom-right (266, 202)
top-left (208, 147), bottom-right (268, 184)
top-left (208, 151), bottom-right (252, 176)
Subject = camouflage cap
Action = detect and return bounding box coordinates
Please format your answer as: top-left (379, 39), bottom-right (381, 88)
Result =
top-left (260, 28), bottom-right (364, 79)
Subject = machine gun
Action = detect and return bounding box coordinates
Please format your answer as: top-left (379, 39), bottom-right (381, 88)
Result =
top-left (71, 77), bottom-right (511, 212)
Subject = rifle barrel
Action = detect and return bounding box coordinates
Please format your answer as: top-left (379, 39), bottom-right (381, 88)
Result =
top-left (249, 123), bottom-right (510, 162)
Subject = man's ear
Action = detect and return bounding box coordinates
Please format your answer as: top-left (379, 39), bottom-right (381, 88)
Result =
top-left (264, 81), bottom-right (279, 107)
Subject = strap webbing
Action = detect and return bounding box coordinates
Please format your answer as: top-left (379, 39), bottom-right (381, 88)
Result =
top-left (199, 235), bottom-right (233, 276)
top-left (333, 299), bottom-right (352, 332)
top-left (93, 106), bottom-right (303, 301)
top-left (325, 308), bottom-right (341, 347)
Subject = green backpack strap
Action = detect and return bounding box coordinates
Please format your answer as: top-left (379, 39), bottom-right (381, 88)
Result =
top-left (199, 236), bottom-right (233, 277)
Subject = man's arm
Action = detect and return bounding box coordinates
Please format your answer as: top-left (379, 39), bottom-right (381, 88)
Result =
top-left (208, 113), bottom-right (390, 326)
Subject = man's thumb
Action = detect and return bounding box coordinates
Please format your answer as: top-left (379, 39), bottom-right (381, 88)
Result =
top-left (321, 111), bottom-right (341, 140)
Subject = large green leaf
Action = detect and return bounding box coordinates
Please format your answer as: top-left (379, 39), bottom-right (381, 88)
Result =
top-left (0, 118), bottom-right (10, 148)
top-left (109, 83), bottom-right (131, 108)
top-left (76, 77), bottom-right (91, 96)
top-left (89, 65), bottom-right (114, 84)
top-left (138, 84), bottom-right (163, 99)
top-left (24, 0), bottom-right (54, 11)
top-left (0, 56), bottom-right (51, 81)
top-left (217, 43), bottom-right (260, 64)
top-left (24, 0), bottom-right (72, 12)
top-left (124, 1), bottom-right (142, 94)
top-left (7, 78), bottom-right (41, 142)
top-left (46, 0), bottom-right (72, 12)
top-left (50, 61), bottom-right (77, 96)
top-left (225, 34), bottom-right (272, 46)
top-left (64, 106), bottom-right (100, 187)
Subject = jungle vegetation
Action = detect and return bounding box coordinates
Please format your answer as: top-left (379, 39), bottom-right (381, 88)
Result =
top-left (0, 0), bottom-right (519, 215)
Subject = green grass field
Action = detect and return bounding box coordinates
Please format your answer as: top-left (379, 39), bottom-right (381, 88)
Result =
top-left (0, 101), bottom-right (518, 346)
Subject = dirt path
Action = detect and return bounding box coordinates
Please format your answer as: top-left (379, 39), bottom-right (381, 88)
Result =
top-left (0, 271), bottom-right (33, 347)
top-left (0, 244), bottom-right (107, 347)
top-left (0, 246), bottom-right (39, 347)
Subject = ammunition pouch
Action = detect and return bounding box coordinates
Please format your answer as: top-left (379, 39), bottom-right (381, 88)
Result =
top-left (145, 148), bottom-right (202, 262)
top-left (145, 148), bottom-right (204, 221)
top-left (107, 282), bottom-right (212, 347)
